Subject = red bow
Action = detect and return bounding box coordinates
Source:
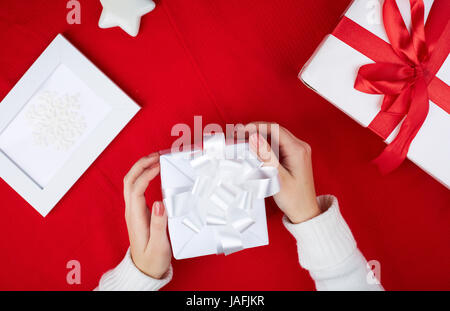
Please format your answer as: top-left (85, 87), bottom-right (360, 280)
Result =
top-left (334, 0), bottom-right (450, 173)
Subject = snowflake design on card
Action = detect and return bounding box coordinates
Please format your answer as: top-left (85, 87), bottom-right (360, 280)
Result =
top-left (25, 91), bottom-right (87, 151)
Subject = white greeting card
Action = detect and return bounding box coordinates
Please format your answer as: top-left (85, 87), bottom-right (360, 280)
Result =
top-left (0, 64), bottom-right (111, 188)
top-left (0, 35), bottom-right (140, 216)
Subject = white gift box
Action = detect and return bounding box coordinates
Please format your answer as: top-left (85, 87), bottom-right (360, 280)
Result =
top-left (300, 0), bottom-right (450, 188)
top-left (160, 135), bottom-right (279, 260)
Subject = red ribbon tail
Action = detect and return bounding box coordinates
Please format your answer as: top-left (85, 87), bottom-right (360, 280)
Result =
top-left (372, 79), bottom-right (429, 174)
top-left (372, 144), bottom-right (408, 174)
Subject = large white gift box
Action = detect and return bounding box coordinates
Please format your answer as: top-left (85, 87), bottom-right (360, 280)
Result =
top-left (159, 134), bottom-right (280, 260)
top-left (300, 0), bottom-right (450, 188)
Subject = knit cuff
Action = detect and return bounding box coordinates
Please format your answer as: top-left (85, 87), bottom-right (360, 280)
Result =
top-left (283, 195), bottom-right (356, 271)
top-left (97, 248), bottom-right (173, 291)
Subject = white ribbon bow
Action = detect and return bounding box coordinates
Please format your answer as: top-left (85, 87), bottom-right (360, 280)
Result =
top-left (163, 133), bottom-right (280, 255)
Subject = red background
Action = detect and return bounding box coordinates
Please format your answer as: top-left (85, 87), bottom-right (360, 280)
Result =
top-left (0, 0), bottom-right (449, 290)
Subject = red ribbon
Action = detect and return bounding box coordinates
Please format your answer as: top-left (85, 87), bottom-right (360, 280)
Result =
top-left (332, 0), bottom-right (450, 173)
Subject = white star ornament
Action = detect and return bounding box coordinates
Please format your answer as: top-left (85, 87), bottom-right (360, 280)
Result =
top-left (98, 0), bottom-right (156, 37)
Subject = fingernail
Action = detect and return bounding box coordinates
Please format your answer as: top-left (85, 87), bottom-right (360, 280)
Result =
top-left (258, 134), bottom-right (266, 145)
top-left (258, 136), bottom-right (271, 160)
top-left (153, 201), bottom-right (164, 216)
top-left (250, 133), bottom-right (258, 147)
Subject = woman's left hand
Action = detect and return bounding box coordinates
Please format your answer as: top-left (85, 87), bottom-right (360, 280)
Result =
top-left (123, 153), bottom-right (172, 279)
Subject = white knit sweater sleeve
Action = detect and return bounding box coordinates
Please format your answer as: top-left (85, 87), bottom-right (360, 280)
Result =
top-left (283, 195), bottom-right (383, 291)
top-left (95, 248), bottom-right (172, 291)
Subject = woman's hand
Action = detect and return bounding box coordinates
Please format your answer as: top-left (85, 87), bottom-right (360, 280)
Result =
top-left (243, 123), bottom-right (321, 224)
top-left (123, 153), bottom-right (171, 279)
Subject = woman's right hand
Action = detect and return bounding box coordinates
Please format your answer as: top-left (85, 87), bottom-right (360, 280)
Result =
top-left (243, 122), bottom-right (321, 224)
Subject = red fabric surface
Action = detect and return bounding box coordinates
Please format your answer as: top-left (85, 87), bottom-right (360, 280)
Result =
top-left (0, 0), bottom-right (448, 290)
